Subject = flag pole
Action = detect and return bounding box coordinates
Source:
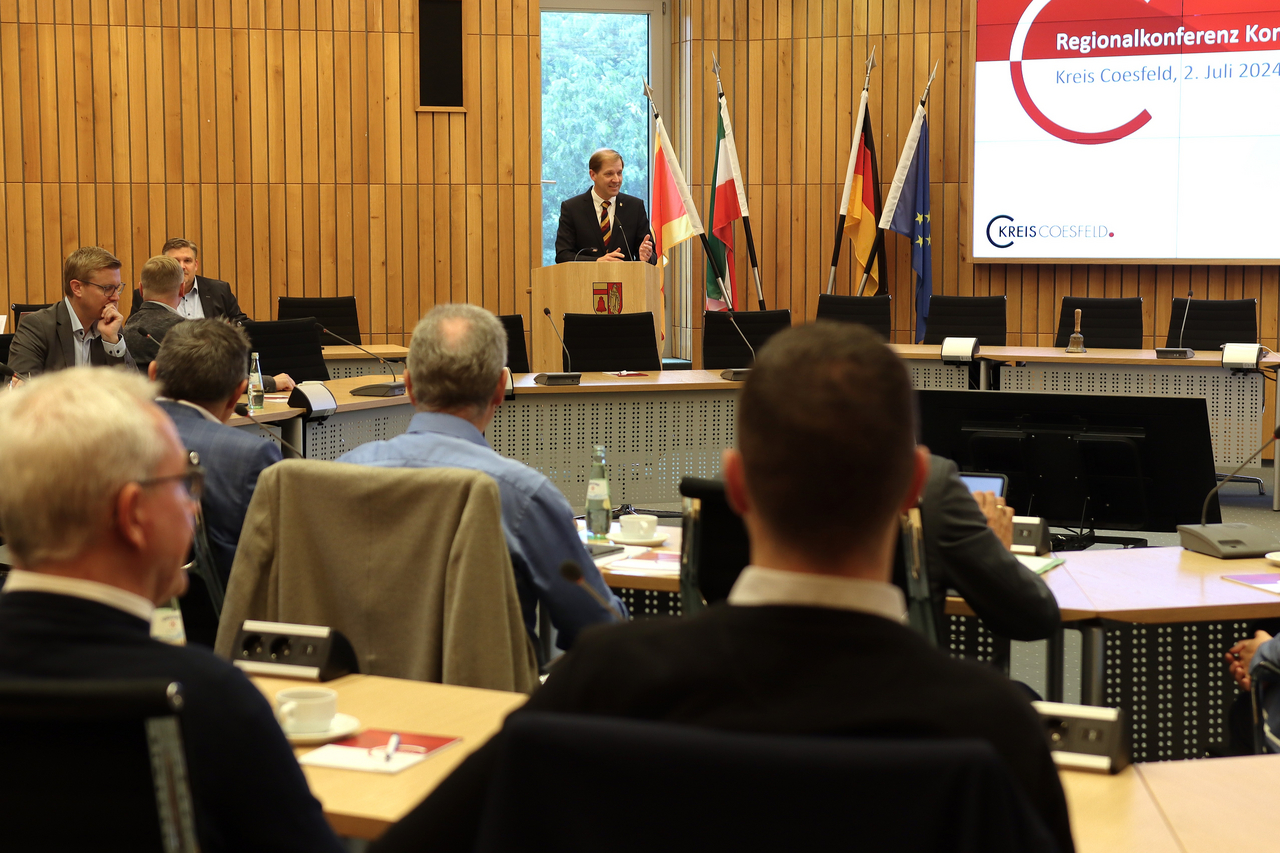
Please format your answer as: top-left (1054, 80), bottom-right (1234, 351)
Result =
top-left (643, 80), bottom-right (730, 306)
top-left (713, 54), bottom-right (766, 311)
top-left (828, 47), bottom-right (877, 296)
top-left (879, 61), bottom-right (938, 230)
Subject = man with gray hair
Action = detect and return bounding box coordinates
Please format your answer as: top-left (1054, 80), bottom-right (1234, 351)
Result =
top-left (339, 303), bottom-right (625, 658)
top-left (0, 368), bottom-right (343, 853)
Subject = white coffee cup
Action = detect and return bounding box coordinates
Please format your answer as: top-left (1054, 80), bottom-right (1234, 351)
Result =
top-left (619, 513), bottom-right (658, 539)
top-left (275, 687), bottom-right (338, 734)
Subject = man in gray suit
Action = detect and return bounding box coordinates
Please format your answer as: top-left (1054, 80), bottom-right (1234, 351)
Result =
top-left (8, 246), bottom-right (135, 380)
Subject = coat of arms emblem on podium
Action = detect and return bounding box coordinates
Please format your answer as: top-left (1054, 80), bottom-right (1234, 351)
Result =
top-left (592, 282), bottom-right (622, 315)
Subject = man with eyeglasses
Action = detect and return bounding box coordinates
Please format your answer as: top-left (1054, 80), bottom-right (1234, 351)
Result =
top-left (7, 245), bottom-right (136, 379)
top-left (0, 367), bottom-right (344, 853)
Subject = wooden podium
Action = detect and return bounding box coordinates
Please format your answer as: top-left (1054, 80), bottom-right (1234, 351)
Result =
top-left (529, 262), bottom-right (664, 372)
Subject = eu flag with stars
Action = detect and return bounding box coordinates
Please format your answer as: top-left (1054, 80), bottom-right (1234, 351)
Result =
top-left (887, 118), bottom-right (931, 342)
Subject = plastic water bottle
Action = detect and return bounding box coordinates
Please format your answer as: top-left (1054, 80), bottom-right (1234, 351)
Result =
top-left (587, 445), bottom-right (611, 537)
top-left (248, 352), bottom-right (266, 410)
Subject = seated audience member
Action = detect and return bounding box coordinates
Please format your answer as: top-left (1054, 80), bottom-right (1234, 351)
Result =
top-left (8, 246), bottom-right (135, 378)
top-left (0, 368), bottom-right (342, 853)
top-left (1223, 626), bottom-right (1280, 753)
top-left (338, 303), bottom-right (625, 657)
top-left (369, 323), bottom-right (1074, 853)
top-left (903, 454), bottom-right (1060, 642)
top-left (151, 320), bottom-right (283, 588)
top-left (122, 255), bottom-right (187, 372)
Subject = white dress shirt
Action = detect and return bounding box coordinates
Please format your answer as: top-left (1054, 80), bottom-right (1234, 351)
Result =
top-left (728, 565), bottom-right (907, 623)
top-left (2, 568), bottom-right (154, 623)
top-left (63, 297), bottom-right (128, 367)
top-left (177, 279), bottom-right (205, 319)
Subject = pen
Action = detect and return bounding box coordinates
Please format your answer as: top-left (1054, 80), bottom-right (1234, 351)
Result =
top-left (385, 732), bottom-right (400, 763)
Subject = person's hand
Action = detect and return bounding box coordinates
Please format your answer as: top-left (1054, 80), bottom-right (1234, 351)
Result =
top-left (973, 491), bottom-right (1015, 550)
top-left (98, 303), bottom-right (124, 343)
top-left (272, 373), bottom-right (296, 392)
top-left (6, 375), bottom-right (23, 391)
top-left (1227, 630), bottom-right (1272, 691)
top-left (597, 248), bottom-right (625, 262)
top-left (638, 234), bottom-right (654, 262)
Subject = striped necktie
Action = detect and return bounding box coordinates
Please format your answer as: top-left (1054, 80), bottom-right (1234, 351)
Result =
top-left (599, 200), bottom-right (612, 244)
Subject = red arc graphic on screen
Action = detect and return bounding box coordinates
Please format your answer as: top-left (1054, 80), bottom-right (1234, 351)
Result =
top-left (1010, 0), bottom-right (1152, 145)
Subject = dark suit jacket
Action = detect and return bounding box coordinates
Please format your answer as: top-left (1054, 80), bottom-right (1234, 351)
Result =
top-left (158, 400), bottom-right (282, 586)
top-left (554, 190), bottom-right (658, 264)
top-left (895, 455), bottom-right (1061, 642)
top-left (371, 604), bottom-right (1074, 853)
top-left (7, 300), bottom-right (135, 377)
top-left (122, 302), bottom-right (186, 372)
top-left (131, 276), bottom-right (250, 325)
top-left (0, 591), bottom-right (344, 853)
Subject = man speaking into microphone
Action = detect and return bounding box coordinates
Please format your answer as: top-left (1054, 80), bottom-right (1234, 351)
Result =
top-left (554, 148), bottom-right (657, 265)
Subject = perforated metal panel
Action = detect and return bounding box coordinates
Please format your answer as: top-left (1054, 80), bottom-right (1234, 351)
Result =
top-left (487, 390), bottom-right (738, 507)
top-left (233, 423), bottom-right (283, 450)
top-left (1000, 364), bottom-right (1263, 465)
top-left (302, 408), bottom-right (414, 461)
top-left (902, 359), bottom-right (971, 390)
top-left (614, 588), bottom-right (682, 619)
top-left (325, 360), bottom-right (405, 380)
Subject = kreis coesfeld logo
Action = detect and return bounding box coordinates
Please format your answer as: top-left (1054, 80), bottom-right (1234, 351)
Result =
top-left (986, 214), bottom-right (1114, 249)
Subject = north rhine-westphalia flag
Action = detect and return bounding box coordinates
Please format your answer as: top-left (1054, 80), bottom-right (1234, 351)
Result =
top-left (879, 108), bottom-right (931, 342)
top-left (705, 99), bottom-right (747, 311)
top-left (843, 105), bottom-right (882, 294)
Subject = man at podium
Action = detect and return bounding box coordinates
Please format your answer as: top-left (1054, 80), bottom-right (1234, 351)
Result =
top-left (554, 148), bottom-right (657, 265)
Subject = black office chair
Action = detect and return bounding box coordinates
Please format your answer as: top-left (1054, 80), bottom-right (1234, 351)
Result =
top-left (921, 296), bottom-right (1007, 346)
top-left (474, 713), bottom-right (1058, 853)
top-left (0, 333), bottom-right (12, 366)
top-left (10, 303), bottom-right (52, 329)
top-left (0, 679), bottom-right (198, 851)
top-left (1054, 296), bottom-right (1143, 349)
top-left (1165, 298), bottom-right (1258, 350)
top-left (814, 294), bottom-right (892, 339)
top-left (701, 309), bottom-right (792, 369)
top-left (278, 296), bottom-right (362, 346)
top-left (241, 317), bottom-right (331, 382)
top-left (498, 314), bottom-right (531, 373)
top-left (561, 312), bottom-right (661, 372)
top-left (678, 478), bottom-right (750, 615)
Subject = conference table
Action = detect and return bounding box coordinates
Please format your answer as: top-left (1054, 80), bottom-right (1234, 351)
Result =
top-left (250, 671), bottom-right (1279, 850)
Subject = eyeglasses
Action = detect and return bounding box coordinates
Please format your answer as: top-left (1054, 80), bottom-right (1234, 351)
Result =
top-left (137, 451), bottom-right (206, 502)
top-left (79, 281), bottom-right (126, 297)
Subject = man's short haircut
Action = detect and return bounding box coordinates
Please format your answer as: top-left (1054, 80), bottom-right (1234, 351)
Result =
top-left (139, 255), bottom-right (184, 298)
top-left (407, 304), bottom-right (507, 415)
top-left (63, 246), bottom-right (123, 298)
top-left (588, 148), bottom-right (624, 172)
top-left (737, 322), bottom-right (917, 565)
top-left (0, 368), bottom-right (167, 566)
top-left (154, 319), bottom-right (250, 404)
top-left (161, 237), bottom-right (200, 257)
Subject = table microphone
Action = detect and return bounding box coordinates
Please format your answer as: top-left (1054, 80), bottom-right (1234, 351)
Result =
top-left (1177, 424), bottom-right (1280, 558)
top-left (314, 323), bottom-right (405, 397)
top-left (534, 308), bottom-right (581, 386)
top-left (234, 403), bottom-right (304, 457)
top-left (573, 247), bottom-right (599, 262)
top-left (559, 561), bottom-right (624, 621)
top-left (719, 308), bottom-right (757, 382)
top-left (1156, 289), bottom-right (1196, 359)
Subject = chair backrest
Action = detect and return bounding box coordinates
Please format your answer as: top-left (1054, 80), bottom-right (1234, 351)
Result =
top-left (922, 296), bottom-right (1007, 346)
top-left (215, 460), bottom-right (538, 692)
top-left (561, 312), bottom-right (662, 372)
top-left (1165, 297), bottom-right (1258, 350)
top-left (678, 478), bottom-right (749, 615)
top-left (0, 332), bottom-right (12, 365)
top-left (1054, 296), bottom-right (1144, 349)
top-left (475, 713), bottom-right (1059, 853)
top-left (10, 303), bottom-right (52, 329)
top-left (0, 679), bottom-right (198, 852)
top-left (498, 314), bottom-right (530, 373)
top-left (240, 317), bottom-right (331, 382)
top-left (814, 294), bottom-right (892, 339)
top-left (701, 309), bottom-right (793, 369)
top-left (277, 296), bottom-right (362, 346)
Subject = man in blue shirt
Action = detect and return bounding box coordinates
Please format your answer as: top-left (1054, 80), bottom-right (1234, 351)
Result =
top-left (338, 304), bottom-right (625, 658)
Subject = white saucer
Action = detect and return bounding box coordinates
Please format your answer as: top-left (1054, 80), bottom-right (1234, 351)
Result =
top-left (286, 712), bottom-right (361, 746)
top-left (1265, 552), bottom-right (1280, 566)
top-left (606, 532), bottom-right (669, 547)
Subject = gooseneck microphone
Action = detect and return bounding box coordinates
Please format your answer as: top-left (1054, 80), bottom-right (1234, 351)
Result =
top-left (234, 403), bottom-right (304, 457)
top-left (559, 561), bottom-right (624, 621)
top-left (1177, 424), bottom-right (1280, 558)
top-left (615, 200), bottom-right (634, 261)
top-left (0, 361), bottom-right (27, 382)
top-left (534, 308), bottom-right (581, 386)
top-left (314, 323), bottom-right (405, 397)
top-left (574, 247), bottom-right (600, 262)
top-left (1156, 289), bottom-right (1196, 359)
top-left (719, 308), bottom-right (757, 383)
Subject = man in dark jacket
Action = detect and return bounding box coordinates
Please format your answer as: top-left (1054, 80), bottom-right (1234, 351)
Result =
top-left (554, 148), bottom-right (656, 264)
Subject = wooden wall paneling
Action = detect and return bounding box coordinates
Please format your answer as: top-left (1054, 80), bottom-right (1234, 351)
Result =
top-left (350, 183), bottom-right (371, 336)
top-left (368, 182), bottom-right (387, 342)
top-left (334, 183), bottom-right (353, 315)
top-left (449, 184), bottom-right (467, 304)
top-left (397, 33), bottom-right (415, 185)
top-left (303, 183), bottom-right (321, 297)
top-left (399, 184), bottom-right (418, 337)
top-left (384, 182), bottom-right (403, 341)
top-left (284, 29), bottom-right (303, 185)
top-left (300, 28), bottom-right (320, 185)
